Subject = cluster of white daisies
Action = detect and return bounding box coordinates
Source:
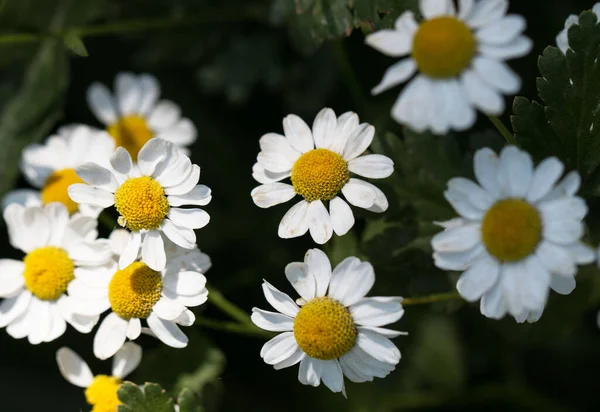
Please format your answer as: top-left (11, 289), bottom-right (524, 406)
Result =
top-left (0, 0), bottom-right (598, 408)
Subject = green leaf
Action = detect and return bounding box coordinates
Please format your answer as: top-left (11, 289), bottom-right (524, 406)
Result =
top-left (177, 388), bottom-right (204, 412)
top-left (511, 10), bottom-right (600, 188)
top-left (117, 382), bottom-right (176, 412)
top-left (63, 31), bottom-right (88, 56)
top-left (0, 39), bottom-right (69, 198)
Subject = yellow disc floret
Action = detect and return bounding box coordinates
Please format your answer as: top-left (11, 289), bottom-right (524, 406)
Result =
top-left (108, 262), bottom-right (162, 319)
top-left (107, 115), bottom-right (153, 161)
top-left (40, 168), bottom-right (85, 214)
top-left (481, 199), bottom-right (542, 262)
top-left (412, 17), bottom-right (477, 78)
top-left (23, 246), bottom-right (74, 301)
top-left (293, 296), bottom-right (357, 360)
top-left (85, 375), bottom-right (122, 412)
top-left (291, 149), bottom-right (349, 202)
top-left (114, 176), bottom-right (169, 231)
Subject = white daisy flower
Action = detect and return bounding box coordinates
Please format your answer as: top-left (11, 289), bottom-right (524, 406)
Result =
top-left (87, 72), bottom-right (197, 161)
top-left (66, 234), bottom-right (210, 360)
top-left (251, 249), bottom-right (405, 395)
top-left (251, 108), bottom-right (393, 244)
top-left (366, 0), bottom-right (532, 134)
top-left (556, 3), bottom-right (600, 54)
top-left (68, 137), bottom-right (212, 271)
top-left (56, 342), bottom-right (142, 411)
top-left (0, 203), bottom-right (112, 344)
top-left (2, 125), bottom-right (115, 216)
top-left (431, 146), bottom-right (595, 321)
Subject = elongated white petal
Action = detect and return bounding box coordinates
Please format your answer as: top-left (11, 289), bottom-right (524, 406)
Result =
top-left (328, 257), bottom-right (374, 306)
top-left (261, 280), bottom-right (299, 317)
top-left (93, 312), bottom-right (129, 360)
top-left (285, 262), bottom-right (315, 302)
top-left (329, 196), bottom-right (354, 236)
top-left (68, 184), bottom-right (115, 208)
top-left (147, 312), bottom-right (188, 348)
top-left (112, 342), bottom-right (142, 379)
top-left (56, 347), bottom-right (94, 388)
top-left (251, 183), bottom-right (296, 208)
top-left (251, 308), bottom-right (294, 332)
top-left (278, 200), bottom-right (310, 239)
top-left (142, 230), bottom-right (166, 271)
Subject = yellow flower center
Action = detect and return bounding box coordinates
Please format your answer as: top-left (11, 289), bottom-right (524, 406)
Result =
top-left (481, 199), bottom-right (542, 262)
top-left (108, 262), bottom-right (163, 319)
top-left (40, 168), bottom-right (84, 214)
top-left (23, 246), bottom-right (74, 301)
top-left (291, 149), bottom-right (349, 202)
top-left (107, 115), bottom-right (153, 162)
top-left (412, 17), bottom-right (477, 78)
top-left (114, 176), bottom-right (169, 231)
top-left (293, 297), bottom-right (356, 360)
top-left (85, 375), bottom-right (122, 412)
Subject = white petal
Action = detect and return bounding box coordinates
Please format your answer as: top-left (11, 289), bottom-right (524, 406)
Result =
top-left (330, 112), bottom-right (359, 154)
top-left (273, 347), bottom-right (305, 370)
top-left (2, 189), bottom-right (41, 210)
top-left (318, 359), bottom-right (346, 394)
top-left (137, 138), bottom-right (169, 176)
top-left (115, 73), bottom-right (142, 115)
top-left (127, 318), bottom-right (142, 340)
top-left (257, 133), bottom-right (300, 173)
top-left (458, 0), bottom-right (475, 20)
top-left (163, 270), bottom-right (207, 296)
top-left (476, 15), bottom-right (526, 45)
top-left (119, 231), bottom-right (142, 270)
top-left (76, 163), bottom-right (119, 192)
top-left (431, 224), bottom-right (481, 253)
top-left (328, 257), bottom-right (374, 306)
top-left (137, 74), bottom-right (160, 115)
top-left (466, 0), bottom-right (508, 28)
top-left (278, 200), bottom-right (310, 239)
top-left (479, 36), bottom-right (533, 59)
top-left (542, 171), bottom-right (581, 202)
top-left (433, 244), bottom-right (486, 271)
top-left (365, 30), bottom-right (412, 57)
top-left (112, 342), bottom-right (142, 379)
top-left (56, 347), bottom-right (94, 388)
top-left (167, 208), bottom-right (209, 230)
top-left (142, 230), bottom-right (166, 271)
top-left (163, 165), bottom-right (200, 196)
top-left (285, 262), bottom-right (315, 301)
top-left (474, 147), bottom-right (502, 196)
top-left (147, 100), bottom-right (181, 131)
top-left (497, 146), bottom-right (533, 198)
top-left (261, 332), bottom-right (299, 365)
top-left (0, 291), bottom-right (31, 327)
top-left (350, 297), bottom-right (404, 327)
top-left (312, 108), bottom-right (337, 149)
top-left (461, 69), bottom-right (504, 115)
top-left (446, 177), bottom-right (494, 211)
top-left (348, 154), bottom-right (394, 179)
top-left (472, 56), bottom-right (521, 94)
top-left (152, 296), bottom-right (186, 321)
top-left (356, 329), bottom-right (401, 365)
top-left (251, 183), bottom-right (296, 208)
top-left (252, 162), bottom-right (290, 184)
top-left (543, 219), bottom-right (584, 245)
top-left (147, 312), bottom-right (188, 348)
top-left (0, 259), bottom-right (24, 297)
top-left (371, 58), bottom-right (416, 95)
top-left (566, 242), bottom-right (595, 265)
top-left (366, 184), bottom-right (389, 213)
top-left (251, 308), bottom-right (294, 332)
top-left (298, 357), bottom-right (322, 387)
top-left (68, 184), bottom-right (115, 208)
top-left (342, 123), bottom-right (375, 161)
top-left (261, 280), bottom-right (299, 317)
top-left (304, 248), bottom-right (331, 297)
top-left (283, 114), bottom-right (314, 153)
top-left (167, 185), bottom-right (212, 207)
top-left (456, 255), bottom-right (500, 301)
top-left (535, 241), bottom-right (576, 277)
top-left (87, 83), bottom-right (117, 125)
top-left (93, 312), bottom-right (128, 360)
top-left (549, 273), bottom-right (575, 295)
top-left (420, 0), bottom-right (454, 18)
top-left (329, 197), bottom-right (354, 236)
top-left (156, 118), bottom-right (197, 146)
top-left (307, 200), bottom-right (333, 245)
top-left (161, 219), bottom-right (196, 249)
top-left (527, 157), bottom-right (564, 203)
top-left (480, 283), bottom-right (507, 319)
top-left (174, 310), bottom-right (195, 326)
top-left (341, 178), bottom-right (376, 208)
top-left (155, 155), bottom-right (193, 188)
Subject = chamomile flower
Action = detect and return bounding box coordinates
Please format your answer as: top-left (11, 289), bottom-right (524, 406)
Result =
top-left (2, 125), bottom-right (115, 216)
top-left (0, 203), bottom-right (112, 344)
top-left (68, 137), bottom-right (211, 271)
top-left (431, 146), bottom-right (595, 321)
top-left (251, 108), bottom-right (393, 244)
top-left (66, 234), bottom-right (210, 360)
top-left (56, 342), bottom-right (142, 412)
top-left (556, 3), bottom-right (600, 54)
top-left (87, 72), bottom-right (197, 161)
top-left (366, 0), bottom-right (532, 134)
top-left (251, 249), bottom-right (405, 395)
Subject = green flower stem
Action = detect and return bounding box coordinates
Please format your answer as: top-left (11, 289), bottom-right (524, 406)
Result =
top-left (0, 5), bottom-right (267, 45)
top-left (402, 291), bottom-right (462, 306)
top-left (488, 115), bottom-right (519, 146)
top-left (195, 316), bottom-right (273, 339)
top-left (206, 284), bottom-right (255, 326)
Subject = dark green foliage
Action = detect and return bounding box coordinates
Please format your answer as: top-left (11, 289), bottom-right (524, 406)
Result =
top-left (117, 382), bottom-right (176, 412)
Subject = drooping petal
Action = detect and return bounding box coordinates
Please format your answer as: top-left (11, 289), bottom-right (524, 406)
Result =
top-left (56, 347), bottom-right (94, 388)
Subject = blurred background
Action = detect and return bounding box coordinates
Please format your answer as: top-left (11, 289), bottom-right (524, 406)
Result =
top-left (0, 0), bottom-right (599, 410)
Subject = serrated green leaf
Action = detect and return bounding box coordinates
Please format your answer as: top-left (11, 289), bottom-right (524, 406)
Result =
top-left (63, 31), bottom-right (88, 56)
top-left (0, 39), bottom-right (68, 198)
top-left (117, 382), bottom-right (176, 412)
top-left (177, 388), bottom-right (204, 412)
top-left (512, 10), bottom-right (600, 188)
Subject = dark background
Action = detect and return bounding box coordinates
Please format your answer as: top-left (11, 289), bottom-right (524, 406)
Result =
top-left (0, 0), bottom-right (599, 411)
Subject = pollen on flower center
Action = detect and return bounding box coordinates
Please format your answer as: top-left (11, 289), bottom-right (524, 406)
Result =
top-left (114, 176), bottom-right (169, 231)
top-left (108, 262), bottom-right (162, 319)
top-left (23, 246), bottom-right (74, 301)
top-left (85, 375), bottom-right (122, 412)
top-left (481, 199), bottom-right (542, 262)
top-left (412, 17), bottom-right (477, 78)
top-left (291, 148), bottom-right (349, 202)
top-left (41, 168), bottom-right (84, 214)
top-left (107, 115), bottom-right (153, 161)
top-left (293, 296), bottom-right (357, 360)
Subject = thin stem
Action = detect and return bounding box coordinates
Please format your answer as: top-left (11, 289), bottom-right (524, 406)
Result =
top-left (206, 285), bottom-right (254, 326)
top-left (195, 316), bottom-right (272, 339)
top-left (0, 5), bottom-right (267, 45)
top-left (402, 291), bottom-right (461, 306)
top-left (488, 115), bottom-right (518, 146)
